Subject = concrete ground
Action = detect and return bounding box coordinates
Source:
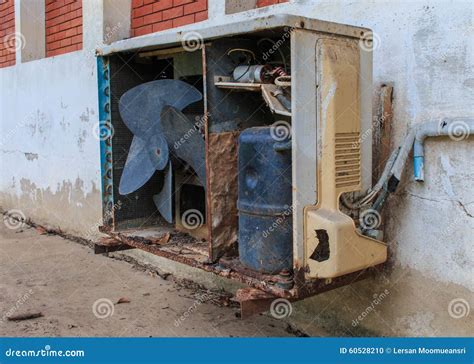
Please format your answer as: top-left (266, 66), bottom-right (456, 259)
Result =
top-left (0, 223), bottom-right (307, 337)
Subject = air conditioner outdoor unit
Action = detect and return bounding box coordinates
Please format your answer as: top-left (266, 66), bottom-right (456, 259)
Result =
top-left (95, 14), bottom-right (387, 317)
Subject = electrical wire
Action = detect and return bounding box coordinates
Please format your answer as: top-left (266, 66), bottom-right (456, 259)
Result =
top-left (340, 148), bottom-right (400, 210)
top-left (226, 48), bottom-right (256, 61)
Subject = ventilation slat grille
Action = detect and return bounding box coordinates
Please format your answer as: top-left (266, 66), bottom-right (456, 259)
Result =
top-left (335, 132), bottom-right (361, 189)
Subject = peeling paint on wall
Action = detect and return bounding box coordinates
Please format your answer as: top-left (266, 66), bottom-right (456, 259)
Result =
top-left (24, 152), bottom-right (38, 161)
top-left (79, 107), bottom-right (93, 123)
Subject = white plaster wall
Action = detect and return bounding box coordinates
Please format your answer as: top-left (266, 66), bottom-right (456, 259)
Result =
top-left (0, 0), bottom-right (105, 236)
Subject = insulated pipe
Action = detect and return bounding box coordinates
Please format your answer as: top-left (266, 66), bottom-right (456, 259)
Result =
top-left (343, 118), bottom-right (473, 205)
top-left (387, 128), bottom-right (416, 191)
top-left (341, 147), bottom-right (399, 210)
top-left (413, 118), bottom-right (474, 181)
top-left (387, 118), bottom-right (474, 190)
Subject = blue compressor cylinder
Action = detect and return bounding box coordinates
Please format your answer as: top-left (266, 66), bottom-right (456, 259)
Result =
top-left (237, 126), bottom-right (293, 274)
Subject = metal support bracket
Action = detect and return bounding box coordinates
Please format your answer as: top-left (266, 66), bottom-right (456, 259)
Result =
top-left (232, 288), bottom-right (278, 319)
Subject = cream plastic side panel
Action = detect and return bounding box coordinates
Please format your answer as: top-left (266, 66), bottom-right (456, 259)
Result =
top-left (303, 37), bottom-right (387, 279)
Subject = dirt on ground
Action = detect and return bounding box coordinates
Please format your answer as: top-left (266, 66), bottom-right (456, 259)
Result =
top-left (0, 223), bottom-right (300, 337)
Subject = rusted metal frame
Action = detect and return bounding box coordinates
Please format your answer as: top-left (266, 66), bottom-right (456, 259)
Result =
top-left (292, 264), bottom-right (384, 299)
top-left (372, 84), bottom-right (394, 183)
top-left (233, 287), bottom-right (278, 319)
top-left (202, 44), bottom-right (213, 261)
top-left (100, 225), bottom-right (380, 303)
top-left (100, 226), bottom-right (292, 298)
top-left (234, 265), bottom-right (382, 318)
top-left (218, 258), bottom-right (291, 287)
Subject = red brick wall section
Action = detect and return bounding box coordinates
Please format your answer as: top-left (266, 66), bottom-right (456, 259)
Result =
top-left (257, 0), bottom-right (288, 7)
top-left (0, 0), bottom-right (16, 68)
top-left (131, 0), bottom-right (208, 37)
top-left (45, 0), bottom-right (83, 57)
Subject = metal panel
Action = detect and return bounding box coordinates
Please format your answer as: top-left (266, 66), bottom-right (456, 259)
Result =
top-left (97, 14), bottom-right (372, 56)
top-left (291, 29), bottom-right (318, 270)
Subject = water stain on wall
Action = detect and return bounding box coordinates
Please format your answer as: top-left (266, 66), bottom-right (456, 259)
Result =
top-left (0, 178), bottom-right (102, 240)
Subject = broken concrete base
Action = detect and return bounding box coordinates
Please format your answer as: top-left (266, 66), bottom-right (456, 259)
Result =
top-left (114, 248), bottom-right (474, 337)
top-left (112, 249), bottom-right (245, 295)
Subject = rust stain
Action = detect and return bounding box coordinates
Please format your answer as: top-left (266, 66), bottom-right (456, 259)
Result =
top-left (99, 224), bottom-right (381, 301)
top-left (99, 225), bottom-right (293, 299)
top-left (208, 131), bottom-right (240, 261)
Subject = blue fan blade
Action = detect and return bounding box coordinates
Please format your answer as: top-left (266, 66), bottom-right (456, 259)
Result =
top-left (147, 133), bottom-right (169, 171)
top-left (119, 135), bottom-right (168, 195)
top-left (119, 79), bottom-right (202, 138)
top-left (153, 162), bottom-right (173, 223)
top-left (160, 106), bottom-right (206, 186)
top-left (119, 136), bottom-right (155, 195)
